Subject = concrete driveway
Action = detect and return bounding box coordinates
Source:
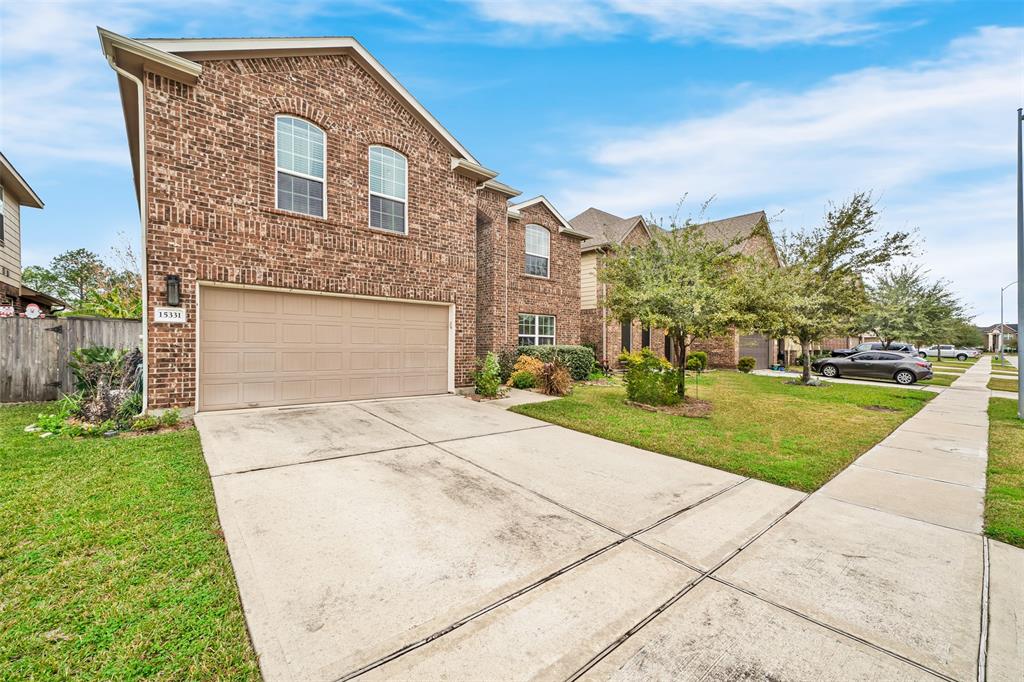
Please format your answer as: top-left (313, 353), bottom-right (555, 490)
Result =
top-left (196, 392), bottom-right (1016, 681)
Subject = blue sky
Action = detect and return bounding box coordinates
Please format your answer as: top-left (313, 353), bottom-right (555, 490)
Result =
top-left (2, 0), bottom-right (1022, 323)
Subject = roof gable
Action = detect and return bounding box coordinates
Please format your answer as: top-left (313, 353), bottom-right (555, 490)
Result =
top-left (509, 196), bottom-right (591, 240)
top-left (0, 152), bottom-right (44, 209)
top-left (570, 207), bottom-right (648, 251)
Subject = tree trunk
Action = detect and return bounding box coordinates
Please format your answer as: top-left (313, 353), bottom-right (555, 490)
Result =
top-left (801, 338), bottom-right (812, 384)
top-left (671, 334), bottom-right (687, 398)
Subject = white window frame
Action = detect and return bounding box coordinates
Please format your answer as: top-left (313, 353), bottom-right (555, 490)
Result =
top-left (524, 224), bottom-right (550, 278)
top-left (518, 313), bottom-right (556, 346)
top-left (274, 114), bottom-right (327, 218)
top-left (368, 145), bottom-right (409, 235)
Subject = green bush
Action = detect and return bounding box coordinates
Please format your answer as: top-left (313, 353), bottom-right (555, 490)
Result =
top-left (473, 352), bottom-right (503, 397)
top-left (517, 345), bottom-right (595, 380)
top-left (160, 409), bottom-right (181, 427)
top-left (619, 348), bottom-right (680, 406)
top-left (686, 351), bottom-right (708, 371)
top-left (738, 356), bottom-right (757, 373)
top-left (495, 347), bottom-right (520, 383)
top-left (508, 370), bottom-right (536, 389)
top-left (131, 415), bottom-right (161, 432)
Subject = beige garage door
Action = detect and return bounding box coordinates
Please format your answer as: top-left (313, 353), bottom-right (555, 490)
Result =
top-left (199, 287), bottom-right (449, 411)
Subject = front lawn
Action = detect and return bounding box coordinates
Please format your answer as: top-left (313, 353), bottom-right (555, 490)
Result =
top-left (0, 404), bottom-right (259, 680)
top-left (989, 377), bottom-right (1019, 392)
top-left (987, 399), bottom-right (1024, 548)
top-left (920, 374), bottom-right (958, 387)
top-left (511, 372), bottom-right (932, 492)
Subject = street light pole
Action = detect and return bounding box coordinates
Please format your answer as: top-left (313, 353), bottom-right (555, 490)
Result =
top-left (1017, 108), bottom-right (1023, 418)
top-left (999, 281), bottom-right (1016, 365)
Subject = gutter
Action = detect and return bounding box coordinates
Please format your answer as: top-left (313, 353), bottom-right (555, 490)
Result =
top-left (105, 55), bottom-right (148, 413)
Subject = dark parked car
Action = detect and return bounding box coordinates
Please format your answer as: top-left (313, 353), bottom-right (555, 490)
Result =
top-left (811, 351), bottom-right (933, 385)
top-left (831, 342), bottom-right (917, 358)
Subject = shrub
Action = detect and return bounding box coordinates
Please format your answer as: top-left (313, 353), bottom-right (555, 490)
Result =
top-left (473, 352), bottom-right (503, 397)
top-left (517, 345), bottom-right (595, 380)
top-left (619, 348), bottom-right (680, 406)
top-left (738, 356), bottom-right (756, 373)
top-left (512, 354), bottom-right (544, 376)
top-left (538, 358), bottom-right (573, 396)
top-left (131, 415), bottom-right (161, 432)
top-left (160, 409), bottom-right (181, 427)
top-left (496, 347), bottom-right (520, 383)
top-left (508, 370), bottom-right (537, 389)
top-left (687, 351), bottom-right (708, 371)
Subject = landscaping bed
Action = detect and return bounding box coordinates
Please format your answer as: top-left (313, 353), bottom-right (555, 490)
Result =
top-left (0, 403), bottom-right (259, 680)
top-left (511, 372), bottom-right (932, 492)
top-left (986, 398), bottom-right (1024, 548)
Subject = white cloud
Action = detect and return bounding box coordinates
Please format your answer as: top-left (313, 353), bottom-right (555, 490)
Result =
top-left (548, 26), bottom-right (1022, 322)
top-left (464, 0), bottom-right (914, 46)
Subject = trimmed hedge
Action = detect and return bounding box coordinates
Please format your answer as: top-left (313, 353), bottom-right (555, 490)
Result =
top-left (517, 345), bottom-right (596, 381)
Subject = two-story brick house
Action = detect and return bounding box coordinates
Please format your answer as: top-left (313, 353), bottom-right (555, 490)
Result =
top-left (99, 29), bottom-right (588, 413)
top-left (574, 207), bottom-right (781, 370)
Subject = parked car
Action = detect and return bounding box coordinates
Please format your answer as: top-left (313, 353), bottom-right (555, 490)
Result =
top-left (831, 342), bottom-right (917, 358)
top-left (812, 351), bottom-right (933, 385)
top-left (918, 345), bottom-right (980, 361)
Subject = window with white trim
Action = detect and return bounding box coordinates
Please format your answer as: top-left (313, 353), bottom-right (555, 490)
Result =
top-left (518, 314), bottom-right (555, 346)
top-left (275, 116), bottom-right (325, 217)
top-left (369, 145), bottom-right (407, 233)
top-left (524, 224), bottom-right (550, 277)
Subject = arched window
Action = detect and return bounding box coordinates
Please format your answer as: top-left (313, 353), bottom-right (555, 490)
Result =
top-left (275, 115), bottom-right (325, 217)
top-left (524, 224), bottom-right (550, 277)
top-left (369, 145), bottom-right (408, 233)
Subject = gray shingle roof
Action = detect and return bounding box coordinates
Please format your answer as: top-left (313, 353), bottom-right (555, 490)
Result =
top-left (694, 210), bottom-right (768, 246)
top-left (569, 208), bottom-right (646, 251)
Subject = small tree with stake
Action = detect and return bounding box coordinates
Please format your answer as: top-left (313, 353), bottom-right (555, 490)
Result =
top-left (599, 213), bottom-right (744, 399)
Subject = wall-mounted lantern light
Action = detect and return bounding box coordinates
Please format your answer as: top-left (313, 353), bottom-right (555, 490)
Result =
top-left (166, 274), bottom-right (181, 307)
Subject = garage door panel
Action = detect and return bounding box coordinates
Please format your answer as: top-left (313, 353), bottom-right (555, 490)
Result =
top-left (200, 287), bottom-right (449, 411)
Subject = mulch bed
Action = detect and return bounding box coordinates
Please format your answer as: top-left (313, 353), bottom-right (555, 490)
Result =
top-left (626, 398), bottom-right (713, 418)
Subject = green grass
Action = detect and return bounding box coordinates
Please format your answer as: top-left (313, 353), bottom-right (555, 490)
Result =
top-left (989, 377), bottom-right (1020, 392)
top-left (987, 399), bottom-right (1024, 549)
top-left (919, 373), bottom-right (958, 387)
top-left (511, 373), bottom-right (932, 492)
top-left (0, 403), bottom-right (259, 681)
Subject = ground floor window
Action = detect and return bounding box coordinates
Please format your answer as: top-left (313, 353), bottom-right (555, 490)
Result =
top-left (621, 321), bottom-right (632, 352)
top-left (518, 314), bottom-right (555, 346)
top-left (664, 333), bottom-right (673, 362)
top-left (642, 326), bottom-right (651, 348)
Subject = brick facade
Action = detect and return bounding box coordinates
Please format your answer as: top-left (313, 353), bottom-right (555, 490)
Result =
top-left (138, 53), bottom-right (579, 409)
top-left (505, 203), bottom-right (582, 347)
top-left (690, 331), bottom-right (740, 368)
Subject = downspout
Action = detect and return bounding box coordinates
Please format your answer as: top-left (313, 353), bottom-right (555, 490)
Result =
top-left (106, 56), bottom-right (148, 413)
top-left (601, 282), bottom-right (607, 366)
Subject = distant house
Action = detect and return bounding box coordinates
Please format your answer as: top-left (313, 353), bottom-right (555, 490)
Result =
top-left (572, 207), bottom-right (783, 370)
top-left (979, 323), bottom-right (1017, 352)
top-left (0, 152), bottom-right (62, 317)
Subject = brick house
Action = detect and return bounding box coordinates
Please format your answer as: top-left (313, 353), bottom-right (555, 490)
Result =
top-left (99, 30), bottom-right (588, 413)
top-left (573, 207), bottom-right (782, 370)
top-left (0, 152), bottom-right (63, 317)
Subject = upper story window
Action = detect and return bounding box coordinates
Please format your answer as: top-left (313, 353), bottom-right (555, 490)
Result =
top-left (524, 224), bottom-right (549, 277)
top-left (276, 116), bottom-right (325, 218)
top-left (369, 145), bottom-right (407, 234)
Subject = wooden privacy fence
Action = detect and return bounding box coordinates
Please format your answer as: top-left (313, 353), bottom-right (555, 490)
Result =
top-left (0, 317), bottom-right (142, 402)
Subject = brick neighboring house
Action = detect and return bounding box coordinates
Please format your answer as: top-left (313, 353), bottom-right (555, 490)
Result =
top-left (573, 207), bottom-right (782, 370)
top-left (0, 152), bottom-right (63, 317)
top-left (572, 208), bottom-right (659, 366)
top-left (99, 30), bottom-right (588, 413)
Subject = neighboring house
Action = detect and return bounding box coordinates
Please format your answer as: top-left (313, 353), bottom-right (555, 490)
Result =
top-left (99, 29), bottom-right (588, 413)
top-left (572, 208), bottom-right (658, 366)
top-left (0, 152), bottom-right (62, 317)
top-left (979, 323), bottom-right (1017, 352)
top-left (574, 207), bottom-right (782, 370)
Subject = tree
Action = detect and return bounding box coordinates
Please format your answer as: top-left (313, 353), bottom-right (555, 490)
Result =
top-left (747, 193), bottom-right (915, 383)
top-left (22, 248), bottom-right (106, 306)
top-left (599, 212), bottom-right (744, 398)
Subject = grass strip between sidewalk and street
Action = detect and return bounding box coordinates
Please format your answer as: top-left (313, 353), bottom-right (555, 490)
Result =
top-left (0, 403), bottom-right (260, 681)
top-left (989, 377), bottom-right (1020, 392)
top-left (512, 372), bottom-right (932, 493)
top-left (986, 398), bottom-right (1024, 548)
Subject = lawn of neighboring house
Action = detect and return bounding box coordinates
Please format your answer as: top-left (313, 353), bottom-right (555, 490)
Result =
top-left (919, 374), bottom-right (958, 387)
top-left (0, 403), bottom-right (259, 681)
top-left (989, 377), bottom-right (1019, 392)
top-left (987, 398), bottom-right (1024, 549)
top-left (512, 372), bottom-right (933, 492)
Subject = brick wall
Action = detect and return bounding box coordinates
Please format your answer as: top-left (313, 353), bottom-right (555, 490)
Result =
top-left (690, 330), bottom-right (740, 368)
top-left (142, 55), bottom-right (482, 408)
top-left (505, 203), bottom-right (582, 346)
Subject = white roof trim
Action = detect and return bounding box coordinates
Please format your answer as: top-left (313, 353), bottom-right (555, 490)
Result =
top-left (508, 195), bottom-right (591, 239)
top-left (0, 152), bottom-right (44, 208)
top-left (98, 27), bottom-right (203, 82)
top-left (114, 32), bottom-right (479, 164)
top-left (451, 158), bottom-right (498, 182)
top-left (481, 179), bottom-right (522, 198)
